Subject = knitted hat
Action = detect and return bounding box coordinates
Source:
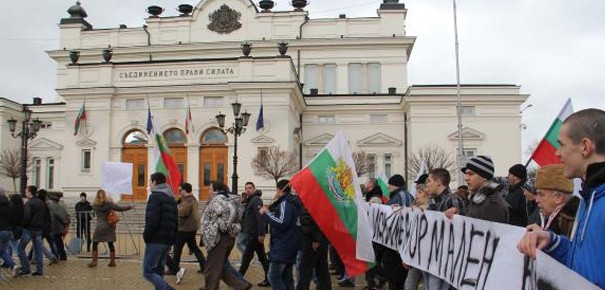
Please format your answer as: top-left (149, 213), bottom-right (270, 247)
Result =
top-left (461, 155), bottom-right (494, 180)
top-left (536, 164), bottom-right (573, 194)
top-left (388, 174), bottom-right (406, 187)
top-left (508, 164), bottom-right (528, 180)
top-left (522, 178), bottom-right (537, 194)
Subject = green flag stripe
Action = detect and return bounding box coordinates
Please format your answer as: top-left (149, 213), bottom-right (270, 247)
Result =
top-left (545, 119), bottom-right (563, 149)
top-left (308, 150), bottom-right (358, 239)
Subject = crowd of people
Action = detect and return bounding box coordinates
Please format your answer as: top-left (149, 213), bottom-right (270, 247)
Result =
top-left (1, 108), bottom-right (604, 290)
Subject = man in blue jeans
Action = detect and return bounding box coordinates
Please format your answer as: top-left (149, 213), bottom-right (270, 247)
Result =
top-left (18, 185), bottom-right (46, 276)
top-left (0, 188), bottom-right (21, 279)
top-left (143, 172), bottom-right (178, 290)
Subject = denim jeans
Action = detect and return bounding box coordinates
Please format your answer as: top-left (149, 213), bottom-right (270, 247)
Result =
top-left (18, 229), bottom-right (44, 273)
top-left (143, 243), bottom-right (175, 290)
top-left (268, 262), bottom-right (295, 290)
top-left (0, 231), bottom-right (17, 276)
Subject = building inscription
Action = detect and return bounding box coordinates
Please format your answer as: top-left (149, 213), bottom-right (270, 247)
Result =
top-left (118, 67), bottom-right (236, 80)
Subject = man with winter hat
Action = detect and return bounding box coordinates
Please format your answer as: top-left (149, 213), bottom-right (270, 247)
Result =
top-left (531, 164), bottom-right (580, 237)
top-left (506, 164), bottom-right (529, 226)
top-left (462, 156), bottom-right (509, 223)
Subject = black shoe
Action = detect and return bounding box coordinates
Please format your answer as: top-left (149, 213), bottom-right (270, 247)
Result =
top-left (19, 270), bottom-right (31, 276)
top-left (257, 280), bottom-right (271, 287)
top-left (337, 279), bottom-right (355, 288)
top-left (31, 272), bottom-right (43, 276)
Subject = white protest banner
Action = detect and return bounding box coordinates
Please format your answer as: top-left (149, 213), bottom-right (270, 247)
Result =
top-left (368, 204), bottom-right (599, 290)
top-left (101, 162), bottom-right (133, 202)
top-left (535, 251), bottom-right (600, 290)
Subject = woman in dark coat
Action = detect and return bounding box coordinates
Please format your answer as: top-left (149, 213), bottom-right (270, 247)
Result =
top-left (88, 189), bottom-right (133, 267)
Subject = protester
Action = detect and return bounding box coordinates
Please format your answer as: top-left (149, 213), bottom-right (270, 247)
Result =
top-left (142, 172), bottom-right (179, 290)
top-left (363, 178), bottom-right (383, 203)
top-left (362, 178), bottom-right (386, 290)
top-left (522, 178), bottom-right (541, 226)
top-left (455, 185), bottom-right (470, 208)
top-left (424, 168), bottom-right (466, 290)
top-left (531, 164), bottom-right (580, 237)
top-left (48, 191), bottom-right (70, 261)
top-left (200, 180), bottom-right (251, 290)
top-left (238, 182), bottom-right (270, 287)
top-left (518, 108), bottom-right (605, 288)
top-left (7, 193), bottom-right (24, 258)
top-left (506, 164), bottom-right (529, 226)
top-left (171, 182), bottom-right (205, 284)
top-left (31, 190), bottom-right (59, 265)
top-left (0, 187), bottom-right (21, 279)
top-left (462, 156), bottom-right (509, 223)
top-left (17, 186), bottom-right (47, 276)
top-left (260, 179), bottom-right (302, 290)
top-left (89, 189), bottom-right (134, 267)
top-left (297, 206), bottom-right (331, 290)
top-left (75, 192), bottom-right (93, 252)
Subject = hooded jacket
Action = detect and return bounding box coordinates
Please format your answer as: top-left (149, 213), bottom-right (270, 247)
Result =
top-left (143, 183), bottom-right (178, 245)
top-left (263, 192), bottom-right (302, 264)
top-left (545, 161), bottom-right (605, 288)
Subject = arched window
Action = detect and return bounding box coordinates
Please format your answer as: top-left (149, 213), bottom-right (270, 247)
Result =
top-left (163, 128), bottom-right (187, 145)
top-left (201, 128), bottom-right (227, 145)
top-left (123, 130), bottom-right (148, 145)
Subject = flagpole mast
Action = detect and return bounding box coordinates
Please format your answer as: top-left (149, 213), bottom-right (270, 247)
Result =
top-left (453, 0), bottom-right (465, 185)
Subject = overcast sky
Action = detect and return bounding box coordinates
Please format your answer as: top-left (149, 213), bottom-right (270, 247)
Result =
top-left (2, 0), bottom-right (605, 160)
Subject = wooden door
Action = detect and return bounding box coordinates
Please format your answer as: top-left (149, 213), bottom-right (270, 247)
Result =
top-left (199, 146), bottom-right (228, 201)
top-left (121, 147), bottom-right (148, 201)
top-left (170, 146), bottom-right (188, 183)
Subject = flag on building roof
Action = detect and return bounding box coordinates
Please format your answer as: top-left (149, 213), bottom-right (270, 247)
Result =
top-left (290, 130), bottom-right (374, 276)
top-left (146, 106), bottom-right (182, 195)
top-left (528, 99), bottom-right (574, 166)
top-left (256, 90), bottom-right (264, 131)
top-left (74, 101), bottom-right (86, 136)
top-left (185, 104), bottom-right (194, 135)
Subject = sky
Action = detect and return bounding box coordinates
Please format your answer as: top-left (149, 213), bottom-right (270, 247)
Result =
top-left (1, 0), bottom-right (605, 160)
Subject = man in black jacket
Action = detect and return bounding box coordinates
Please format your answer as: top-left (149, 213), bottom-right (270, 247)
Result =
top-left (298, 206), bottom-right (331, 290)
top-left (17, 185), bottom-right (47, 276)
top-left (143, 172), bottom-right (178, 290)
top-left (75, 192), bottom-right (93, 252)
top-left (505, 164), bottom-right (528, 226)
top-left (238, 182), bottom-right (270, 287)
top-left (0, 188), bottom-right (21, 278)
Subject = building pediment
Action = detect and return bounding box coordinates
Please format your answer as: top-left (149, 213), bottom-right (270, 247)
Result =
top-left (76, 138), bottom-right (98, 147)
top-left (28, 138), bottom-right (63, 151)
top-left (304, 133), bottom-right (334, 146)
top-left (357, 133), bottom-right (402, 147)
top-left (250, 134), bottom-right (275, 144)
top-left (448, 127), bottom-right (486, 141)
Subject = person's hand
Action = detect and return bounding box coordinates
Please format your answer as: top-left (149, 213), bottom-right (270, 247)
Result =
top-left (258, 235), bottom-right (265, 244)
top-left (444, 207), bottom-right (459, 219)
top-left (312, 242), bottom-right (320, 251)
top-left (526, 224), bottom-right (542, 232)
top-left (259, 205), bottom-right (268, 215)
top-left (517, 229), bottom-right (552, 259)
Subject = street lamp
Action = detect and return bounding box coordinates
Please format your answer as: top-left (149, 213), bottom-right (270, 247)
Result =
top-left (215, 101), bottom-right (251, 193)
top-left (7, 106), bottom-right (42, 195)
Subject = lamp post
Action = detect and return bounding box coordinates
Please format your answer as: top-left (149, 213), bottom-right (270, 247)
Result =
top-left (215, 101), bottom-right (251, 193)
top-left (7, 106), bottom-right (42, 195)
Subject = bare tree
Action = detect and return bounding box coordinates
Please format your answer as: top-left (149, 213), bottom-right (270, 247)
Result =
top-left (251, 146), bottom-right (300, 183)
top-left (407, 144), bottom-right (456, 178)
top-left (0, 149), bottom-right (23, 193)
top-left (352, 150), bottom-right (368, 177)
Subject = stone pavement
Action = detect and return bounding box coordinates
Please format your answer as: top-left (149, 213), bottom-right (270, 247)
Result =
top-left (0, 257), bottom-right (370, 290)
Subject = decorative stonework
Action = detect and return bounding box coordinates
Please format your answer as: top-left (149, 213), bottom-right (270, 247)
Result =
top-left (207, 4), bottom-right (242, 34)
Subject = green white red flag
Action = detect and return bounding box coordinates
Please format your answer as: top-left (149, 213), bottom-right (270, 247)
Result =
top-left (146, 107), bottom-right (182, 195)
top-left (291, 130), bottom-right (374, 276)
top-left (528, 99), bottom-right (574, 166)
top-left (377, 172), bottom-right (389, 203)
top-left (74, 102), bottom-right (86, 136)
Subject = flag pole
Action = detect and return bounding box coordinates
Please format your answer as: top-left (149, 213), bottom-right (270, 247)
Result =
top-left (453, 0), bottom-right (465, 185)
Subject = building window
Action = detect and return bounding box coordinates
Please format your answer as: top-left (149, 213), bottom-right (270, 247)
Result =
top-left (126, 99), bottom-right (145, 110)
top-left (164, 97), bottom-right (184, 108)
top-left (368, 154), bottom-right (376, 178)
top-left (460, 106), bottom-right (475, 116)
top-left (304, 64), bottom-right (318, 94)
top-left (258, 146), bottom-right (269, 157)
top-left (32, 158), bottom-right (41, 188)
top-left (323, 64), bottom-right (337, 94)
top-left (40, 123), bottom-right (52, 129)
top-left (204, 97), bottom-right (224, 107)
top-left (370, 114), bottom-right (388, 124)
top-left (82, 149), bottom-right (91, 173)
top-left (384, 154), bottom-right (392, 177)
top-left (367, 63), bottom-right (381, 94)
top-left (317, 115), bottom-right (335, 124)
top-left (201, 128), bottom-right (227, 145)
top-left (163, 128), bottom-right (187, 145)
top-left (348, 63), bottom-right (362, 94)
top-left (462, 148), bottom-right (477, 158)
top-left (47, 158), bottom-right (55, 189)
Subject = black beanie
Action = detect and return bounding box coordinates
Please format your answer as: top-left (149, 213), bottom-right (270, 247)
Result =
top-left (508, 164), bottom-right (527, 180)
top-left (388, 174), bottom-right (406, 187)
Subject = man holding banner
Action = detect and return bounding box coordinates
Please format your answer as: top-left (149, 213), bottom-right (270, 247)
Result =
top-left (518, 108), bottom-right (605, 288)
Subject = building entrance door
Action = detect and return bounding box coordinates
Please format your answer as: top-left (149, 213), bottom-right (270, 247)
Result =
top-left (121, 147), bottom-right (148, 201)
top-left (199, 146), bottom-right (228, 201)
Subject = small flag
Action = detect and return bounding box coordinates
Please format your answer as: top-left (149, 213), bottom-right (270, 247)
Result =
top-left (377, 172), bottom-right (390, 203)
top-left (185, 105), bottom-right (194, 135)
top-left (256, 90), bottom-right (264, 131)
top-left (74, 102), bottom-right (86, 136)
top-left (146, 107), bottom-right (153, 134)
top-left (528, 99), bottom-right (574, 166)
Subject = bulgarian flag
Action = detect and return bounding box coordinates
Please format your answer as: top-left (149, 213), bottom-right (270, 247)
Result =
top-left (146, 107), bottom-right (182, 195)
top-left (291, 130), bottom-right (374, 276)
top-left (185, 105), bottom-right (194, 135)
top-left (74, 102), bottom-right (86, 136)
top-left (377, 172), bottom-right (389, 203)
top-left (528, 99), bottom-right (574, 166)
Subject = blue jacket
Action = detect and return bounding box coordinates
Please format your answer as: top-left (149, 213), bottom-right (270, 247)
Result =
top-left (144, 183), bottom-right (178, 245)
top-left (387, 186), bottom-right (414, 207)
top-left (545, 162), bottom-right (605, 288)
top-left (263, 192), bottom-right (302, 264)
